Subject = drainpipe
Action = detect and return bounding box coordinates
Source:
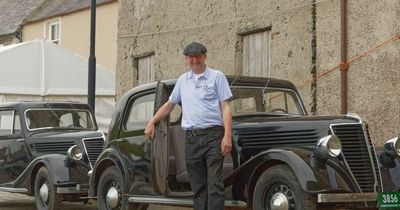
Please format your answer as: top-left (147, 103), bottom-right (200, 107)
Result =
top-left (310, 0), bottom-right (317, 115)
top-left (340, 0), bottom-right (348, 114)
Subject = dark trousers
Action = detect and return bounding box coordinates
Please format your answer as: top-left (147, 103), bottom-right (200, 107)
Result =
top-left (185, 129), bottom-right (225, 210)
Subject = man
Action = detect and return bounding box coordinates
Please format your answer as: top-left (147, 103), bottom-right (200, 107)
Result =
top-left (144, 42), bottom-right (232, 210)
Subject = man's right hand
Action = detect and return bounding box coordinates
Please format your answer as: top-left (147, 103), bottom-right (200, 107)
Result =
top-left (144, 123), bottom-right (155, 140)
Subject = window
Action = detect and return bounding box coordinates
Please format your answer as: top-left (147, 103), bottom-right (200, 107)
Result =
top-left (46, 20), bottom-right (60, 44)
top-left (0, 110), bottom-right (21, 136)
top-left (25, 109), bottom-right (94, 130)
top-left (242, 30), bottom-right (271, 77)
top-left (230, 87), bottom-right (303, 115)
top-left (125, 93), bottom-right (156, 131)
top-left (137, 54), bottom-right (155, 85)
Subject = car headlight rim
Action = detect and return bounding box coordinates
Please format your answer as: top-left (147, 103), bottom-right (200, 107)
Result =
top-left (384, 137), bottom-right (400, 157)
top-left (67, 145), bottom-right (84, 161)
top-left (316, 135), bottom-right (342, 158)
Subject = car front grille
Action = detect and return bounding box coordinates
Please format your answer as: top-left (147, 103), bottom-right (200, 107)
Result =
top-left (236, 128), bottom-right (319, 148)
top-left (235, 128), bottom-right (319, 160)
top-left (82, 137), bottom-right (104, 168)
top-left (331, 124), bottom-right (381, 192)
top-left (33, 141), bottom-right (75, 155)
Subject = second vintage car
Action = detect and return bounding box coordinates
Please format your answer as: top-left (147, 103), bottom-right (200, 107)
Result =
top-left (0, 102), bottom-right (104, 210)
top-left (89, 76), bottom-right (392, 210)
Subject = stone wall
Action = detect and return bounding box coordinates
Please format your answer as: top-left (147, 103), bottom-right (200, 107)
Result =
top-left (117, 0), bottom-right (400, 145)
top-left (316, 0), bottom-right (400, 145)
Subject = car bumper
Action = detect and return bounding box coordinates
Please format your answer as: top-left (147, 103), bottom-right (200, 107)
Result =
top-left (317, 192), bottom-right (377, 203)
top-left (56, 184), bottom-right (89, 194)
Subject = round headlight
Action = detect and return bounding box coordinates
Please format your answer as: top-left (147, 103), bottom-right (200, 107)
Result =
top-left (327, 136), bottom-right (342, 157)
top-left (316, 135), bottom-right (342, 158)
top-left (67, 145), bottom-right (84, 160)
top-left (384, 137), bottom-right (400, 157)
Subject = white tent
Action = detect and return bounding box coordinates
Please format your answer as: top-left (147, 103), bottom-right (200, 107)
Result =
top-left (0, 39), bottom-right (115, 132)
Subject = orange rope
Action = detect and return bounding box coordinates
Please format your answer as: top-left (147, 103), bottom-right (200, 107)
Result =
top-left (296, 34), bottom-right (400, 89)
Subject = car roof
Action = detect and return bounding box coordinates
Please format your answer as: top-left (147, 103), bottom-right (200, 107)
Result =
top-left (124, 75), bottom-right (297, 96)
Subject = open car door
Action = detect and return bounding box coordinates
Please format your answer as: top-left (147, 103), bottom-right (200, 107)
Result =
top-left (152, 81), bottom-right (170, 195)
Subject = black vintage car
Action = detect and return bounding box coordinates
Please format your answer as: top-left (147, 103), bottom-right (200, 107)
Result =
top-left (88, 76), bottom-right (394, 210)
top-left (0, 102), bottom-right (104, 210)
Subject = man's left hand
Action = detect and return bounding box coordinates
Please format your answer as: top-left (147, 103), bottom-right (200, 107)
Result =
top-left (221, 136), bottom-right (232, 156)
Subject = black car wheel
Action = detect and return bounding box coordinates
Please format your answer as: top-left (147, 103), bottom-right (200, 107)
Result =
top-left (98, 166), bottom-right (124, 210)
top-left (97, 166), bottom-right (148, 210)
top-left (34, 167), bottom-right (62, 210)
top-left (253, 165), bottom-right (316, 210)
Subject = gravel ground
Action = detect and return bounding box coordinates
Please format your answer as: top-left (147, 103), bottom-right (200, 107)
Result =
top-left (0, 191), bottom-right (193, 210)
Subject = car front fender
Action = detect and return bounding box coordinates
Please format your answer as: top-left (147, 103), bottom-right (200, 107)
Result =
top-left (89, 147), bottom-right (131, 197)
top-left (226, 148), bottom-right (358, 202)
top-left (11, 154), bottom-right (90, 194)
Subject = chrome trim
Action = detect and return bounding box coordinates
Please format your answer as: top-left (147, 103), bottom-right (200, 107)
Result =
top-left (11, 110), bottom-right (15, 134)
top-left (24, 108), bottom-right (96, 131)
top-left (128, 196), bottom-right (247, 207)
top-left (88, 170), bottom-right (93, 177)
top-left (67, 145), bottom-right (83, 160)
top-left (360, 123), bottom-right (381, 193)
top-left (106, 187), bottom-right (119, 208)
top-left (329, 123), bottom-right (362, 192)
top-left (364, 124), bottom-right (383, 192)
top-left (330, 122), bottom-right (382, 193)
top-left (81, 134), bottom-right (104, 169)
top-left (345, 113), bottom-right (363, 123)
top-left (57, 186), bottom-right (87, 194)
top-left (316, 135), bottom-right (342, 158)
top-left (0, 187), bottom-right (28, 193)
top-left (270, 192), bottom-right (289, 210)
top-left (317, 193), bottom-right (377, 203)
top-left (384, 137), bottom-right (400, 157)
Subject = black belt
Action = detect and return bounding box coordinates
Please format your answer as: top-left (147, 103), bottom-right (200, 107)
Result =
top-left (186, 126), bottom-right (224, 136)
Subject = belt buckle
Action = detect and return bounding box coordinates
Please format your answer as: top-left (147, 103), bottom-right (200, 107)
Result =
top-left (191, 129), bottom-right (197, 136)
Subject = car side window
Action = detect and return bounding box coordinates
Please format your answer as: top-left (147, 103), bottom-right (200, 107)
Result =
top-left (0, 110), bottom-right (21, 136)
top-left (125, 93), bottom-right (156, 131)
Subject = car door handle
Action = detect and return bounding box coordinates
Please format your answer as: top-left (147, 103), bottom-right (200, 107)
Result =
top-left (16, 139), bottom-right (25, 142)
top-left (114, 139), bottom-right (127, 143)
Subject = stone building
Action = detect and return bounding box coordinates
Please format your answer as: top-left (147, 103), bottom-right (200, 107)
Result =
top-left (116, 0), bottom-right (399, 146)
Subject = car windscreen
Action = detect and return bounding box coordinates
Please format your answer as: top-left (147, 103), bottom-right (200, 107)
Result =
top-left (230, 86), bottom-right (304, 115)
top-left (25, 108), bottom-right (95, 131)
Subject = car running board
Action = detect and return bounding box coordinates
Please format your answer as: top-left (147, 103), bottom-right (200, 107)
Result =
top-left (0, 187), bottom-right (28, 193)
top-left (128, 195), bottom-right (248, 207)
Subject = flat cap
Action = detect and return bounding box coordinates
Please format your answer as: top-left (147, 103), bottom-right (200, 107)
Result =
top-left (183, 42), bottom-right (207, 56)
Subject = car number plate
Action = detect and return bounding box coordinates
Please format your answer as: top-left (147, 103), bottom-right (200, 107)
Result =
top-left (379, 192), bottom-right (400, 208)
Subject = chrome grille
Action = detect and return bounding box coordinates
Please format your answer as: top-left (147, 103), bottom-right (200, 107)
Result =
top-left (82, 138), bottom-right (104, 168)
top-left (33, 141), bottom-right (74, 154)
top-left (331, 124), bottom-right (381, 192)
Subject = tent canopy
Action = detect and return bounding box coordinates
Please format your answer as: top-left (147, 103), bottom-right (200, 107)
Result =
top-left (0, 39), bottom-right (115, 96)
top-left (0, 39), bottom-right (116, 132)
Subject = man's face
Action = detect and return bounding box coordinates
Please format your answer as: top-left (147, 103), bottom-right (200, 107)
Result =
top-left (186, 53), bottom-right (207, 73)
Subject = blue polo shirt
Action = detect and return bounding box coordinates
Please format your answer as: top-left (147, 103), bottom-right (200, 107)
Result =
top-left (169, 67), bottom-right (232, 130)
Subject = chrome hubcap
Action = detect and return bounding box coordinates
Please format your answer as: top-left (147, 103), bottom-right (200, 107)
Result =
top-left (39, 183), bottom-right (49, 202)
top-left (106, 187), bottom-right (119, 208)
top-left (270, 192), bottom-right (289, 210)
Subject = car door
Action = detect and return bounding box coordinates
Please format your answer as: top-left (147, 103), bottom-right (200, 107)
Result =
top-left (116, 88), bottom-right (157, 195)
top-left (152, 81), bottom-right (169, 195)
top-left (0, 109), bottom-right (30, 184)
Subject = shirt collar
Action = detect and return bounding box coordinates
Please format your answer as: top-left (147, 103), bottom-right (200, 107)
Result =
top-left (188, 66), bottom-right (210, 79)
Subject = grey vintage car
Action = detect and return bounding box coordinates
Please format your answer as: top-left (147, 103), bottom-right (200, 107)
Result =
top-left (0, 102), bottom-right (104, 210)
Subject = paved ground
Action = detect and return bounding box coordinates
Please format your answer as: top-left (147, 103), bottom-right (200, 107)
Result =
top-left (0, 191), bottom-right (193, 210)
